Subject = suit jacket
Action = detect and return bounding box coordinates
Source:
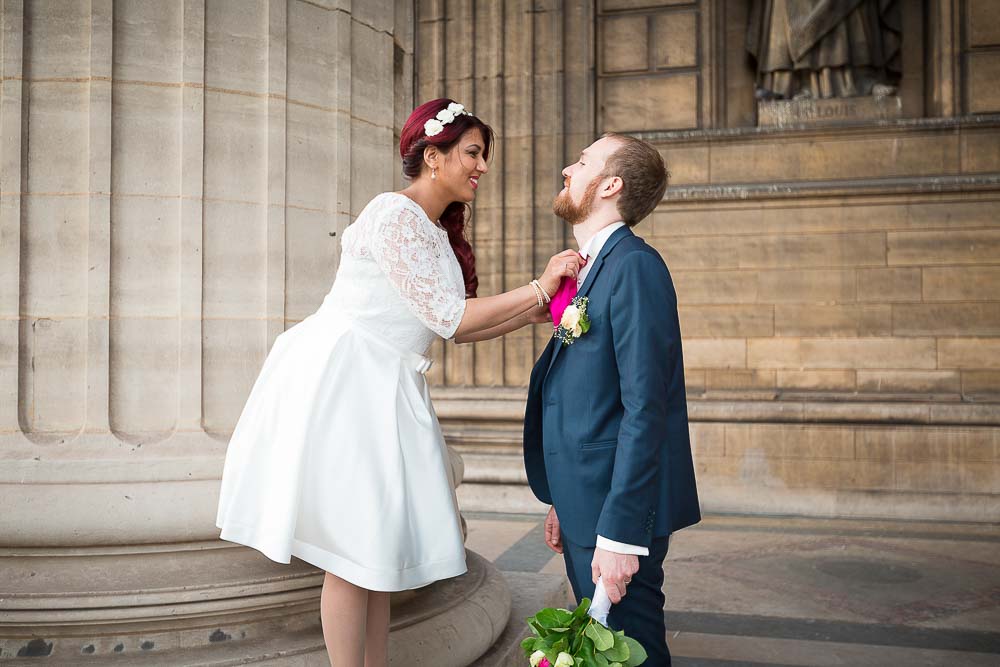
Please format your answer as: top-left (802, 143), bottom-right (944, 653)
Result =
top-left (523, 225), bottom-right (701, 548)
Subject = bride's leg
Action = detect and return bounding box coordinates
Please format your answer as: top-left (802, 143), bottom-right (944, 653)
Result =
top-left (320, 572), bottom-right (367, 666)
top-left (363, 590), bottom-right (391, 667)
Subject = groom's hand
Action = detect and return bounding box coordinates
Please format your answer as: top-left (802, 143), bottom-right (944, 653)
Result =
top-left (543, 506), bottom-right (563, 554)
top-left (527, 304), bottom-right (552, 324)
top-left (591, 548), bottom-right (639, 604)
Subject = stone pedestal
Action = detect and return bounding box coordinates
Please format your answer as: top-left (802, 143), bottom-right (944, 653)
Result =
top-left (0, 544), bottom-right (512, 665)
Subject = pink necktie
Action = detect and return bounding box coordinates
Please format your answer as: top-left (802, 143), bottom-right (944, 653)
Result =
top-left (549, 276), bottom-right (578, 327)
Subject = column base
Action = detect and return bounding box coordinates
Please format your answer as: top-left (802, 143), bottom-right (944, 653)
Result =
top-left (0, 543), bottom-right (511, 665)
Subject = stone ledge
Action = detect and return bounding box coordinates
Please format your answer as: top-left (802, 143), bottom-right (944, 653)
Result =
top-left (661, 174), bottom-right (1000, 202)
top-left (455, 466), bottom-right (1000, 523)
top-left (431, 388), bottom-right (1000, 428)
top-left (633, 113), bottom-right (1000, 144)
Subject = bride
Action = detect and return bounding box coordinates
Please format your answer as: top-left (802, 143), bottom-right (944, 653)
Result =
top-left (216, 98), bottom-right (584, 665)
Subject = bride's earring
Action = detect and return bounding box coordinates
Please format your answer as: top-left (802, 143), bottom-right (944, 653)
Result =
top-left (431, 168), bottom-right (437, 180)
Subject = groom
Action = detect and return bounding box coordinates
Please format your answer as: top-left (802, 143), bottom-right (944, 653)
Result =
top-left (523, 133), bottom-right (701, 665)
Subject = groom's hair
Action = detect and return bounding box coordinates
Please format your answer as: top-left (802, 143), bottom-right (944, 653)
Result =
top-left (600, 133), bottom-right (669, 227)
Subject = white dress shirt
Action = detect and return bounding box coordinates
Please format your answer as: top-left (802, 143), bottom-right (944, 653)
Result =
top-left (576, 221), bottom-right (626, 289)
top-left (573, 221), bottom-right (649, 558)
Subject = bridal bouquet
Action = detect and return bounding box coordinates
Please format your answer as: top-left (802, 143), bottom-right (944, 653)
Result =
top-left (521, 597), bottom-right (647, 666)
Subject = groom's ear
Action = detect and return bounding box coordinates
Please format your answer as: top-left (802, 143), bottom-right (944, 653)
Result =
top-left (599, 175), bottom-right (624, 199)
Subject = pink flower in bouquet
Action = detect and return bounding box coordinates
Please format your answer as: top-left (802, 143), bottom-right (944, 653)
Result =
top-left (538, 659), bottom-right (551, 667)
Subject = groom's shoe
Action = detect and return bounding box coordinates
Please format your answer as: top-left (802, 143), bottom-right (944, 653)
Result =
top-left (561, 535), bottom-right (672, 666)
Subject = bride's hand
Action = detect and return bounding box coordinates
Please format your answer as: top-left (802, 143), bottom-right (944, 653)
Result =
top-left (538, 249), bottom-right (585, 297)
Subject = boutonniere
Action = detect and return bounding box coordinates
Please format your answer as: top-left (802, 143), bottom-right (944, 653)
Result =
top-left (554, 296), bottom-right (591, 346)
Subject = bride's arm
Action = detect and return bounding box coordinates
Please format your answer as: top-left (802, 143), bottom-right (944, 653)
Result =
top-left (370, 204), bottom-right (583, 342)
top-left (450, 249), bottom-right (582, 339)
top-left (455, 308), bottom-right (548, 344)
top-left (452, 287), bottom-right (543, 338)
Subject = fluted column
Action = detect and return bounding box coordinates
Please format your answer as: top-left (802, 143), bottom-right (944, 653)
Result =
top-left (0, 1), bottom-right (510, 663)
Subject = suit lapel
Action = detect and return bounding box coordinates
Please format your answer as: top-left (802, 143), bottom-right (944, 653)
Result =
top-left (545, 225), bottom-right (633, 377)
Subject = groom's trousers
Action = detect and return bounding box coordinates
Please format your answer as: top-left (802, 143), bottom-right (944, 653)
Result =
top-left (561, 534), bottom-right (672, 667)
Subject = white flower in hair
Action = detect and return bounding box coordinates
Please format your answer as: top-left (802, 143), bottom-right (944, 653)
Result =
top-left (422, 102), bottom-right (472, 137)
top-left (424, 118), bottom-right (445, 137)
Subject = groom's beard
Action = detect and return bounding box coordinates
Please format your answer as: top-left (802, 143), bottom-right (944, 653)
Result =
top-left (553, 177), bottom-right (601, 224)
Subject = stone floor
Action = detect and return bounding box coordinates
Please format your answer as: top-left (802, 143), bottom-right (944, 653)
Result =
top-left (465, 512), bottom-right (1000, 667)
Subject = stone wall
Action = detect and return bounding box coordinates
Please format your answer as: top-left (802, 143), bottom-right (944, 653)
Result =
top-left (417, 0), bottom-right (595, 387)
top-left (419, 0), bottom-right (1000, 522)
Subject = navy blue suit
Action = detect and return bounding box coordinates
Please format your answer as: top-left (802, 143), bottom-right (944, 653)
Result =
top-left (523, 225), bottom-right (700, 666)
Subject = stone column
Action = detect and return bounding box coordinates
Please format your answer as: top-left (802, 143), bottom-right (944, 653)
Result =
top-left (0, 1), bottom-right (510, 663)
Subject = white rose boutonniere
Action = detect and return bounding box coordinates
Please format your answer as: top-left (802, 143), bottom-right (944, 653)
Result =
top-left (554, 296), bottom-right (590, 346)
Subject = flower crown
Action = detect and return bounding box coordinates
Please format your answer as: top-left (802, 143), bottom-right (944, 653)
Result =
top-left (424, 102), bottom-right (472, 137)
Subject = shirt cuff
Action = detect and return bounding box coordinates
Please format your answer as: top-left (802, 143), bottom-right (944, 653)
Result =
top-left (596, 535), bottom-right (649, 556)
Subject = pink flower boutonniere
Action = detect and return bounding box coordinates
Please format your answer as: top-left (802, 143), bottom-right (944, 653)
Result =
top-left (554, 295), bottom-right (591, 347)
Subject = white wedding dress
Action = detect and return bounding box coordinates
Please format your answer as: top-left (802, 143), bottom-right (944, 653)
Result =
top-left (216, 192), bottom-right (469, 591)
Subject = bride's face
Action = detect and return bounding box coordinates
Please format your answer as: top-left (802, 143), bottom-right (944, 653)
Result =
top-left (436, 128), bottom-right (489, 203)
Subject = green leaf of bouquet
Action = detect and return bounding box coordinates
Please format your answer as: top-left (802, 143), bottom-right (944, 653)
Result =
top-left (520, 636), bottom-right (536, 653)
top-left (535, 608), bottom-right (566, 629)
top-left (622, 637), bottom-right (648, 666)
top-left (610, 663), bottom-right (623, 667)
top-left (583, 650), bottom-right (607, 667)
top-left (584, 623), bottom-right (614, 651)
top-left (574, 598), bottom-right (592, 619)
top-left (601, 634), bottom-right (629, 662)
top-left (595, 624), bottom-right (615, 651)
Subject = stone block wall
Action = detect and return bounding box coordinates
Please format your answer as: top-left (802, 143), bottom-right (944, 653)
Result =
top-left (418, 0), bottom-right (1000, 521)
top-left (1, 0), bottom-right (413, 545)
top-left (648, 116), bottom-right (1000, 520)
top-left (416, 0), bottom-right (594, 387)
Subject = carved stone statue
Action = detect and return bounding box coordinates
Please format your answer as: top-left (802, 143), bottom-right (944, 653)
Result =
top-left (747, 0), bottom-right (901, 100)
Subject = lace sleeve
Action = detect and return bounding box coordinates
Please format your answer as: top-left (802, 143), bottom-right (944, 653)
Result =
top-left (368, 203), bottom-right (468, 339)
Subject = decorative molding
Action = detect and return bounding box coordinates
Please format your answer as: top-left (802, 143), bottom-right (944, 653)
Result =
top-left (662, 173), bottom-right (1000, 202)
top-left (634, 112), bottom-right (1000, 144)
top-left (431, 386), bottom-right (1000, 429)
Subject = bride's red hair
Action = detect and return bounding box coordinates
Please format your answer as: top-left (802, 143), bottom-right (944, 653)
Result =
top-left (399, 99), bottom-right (494, 298)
